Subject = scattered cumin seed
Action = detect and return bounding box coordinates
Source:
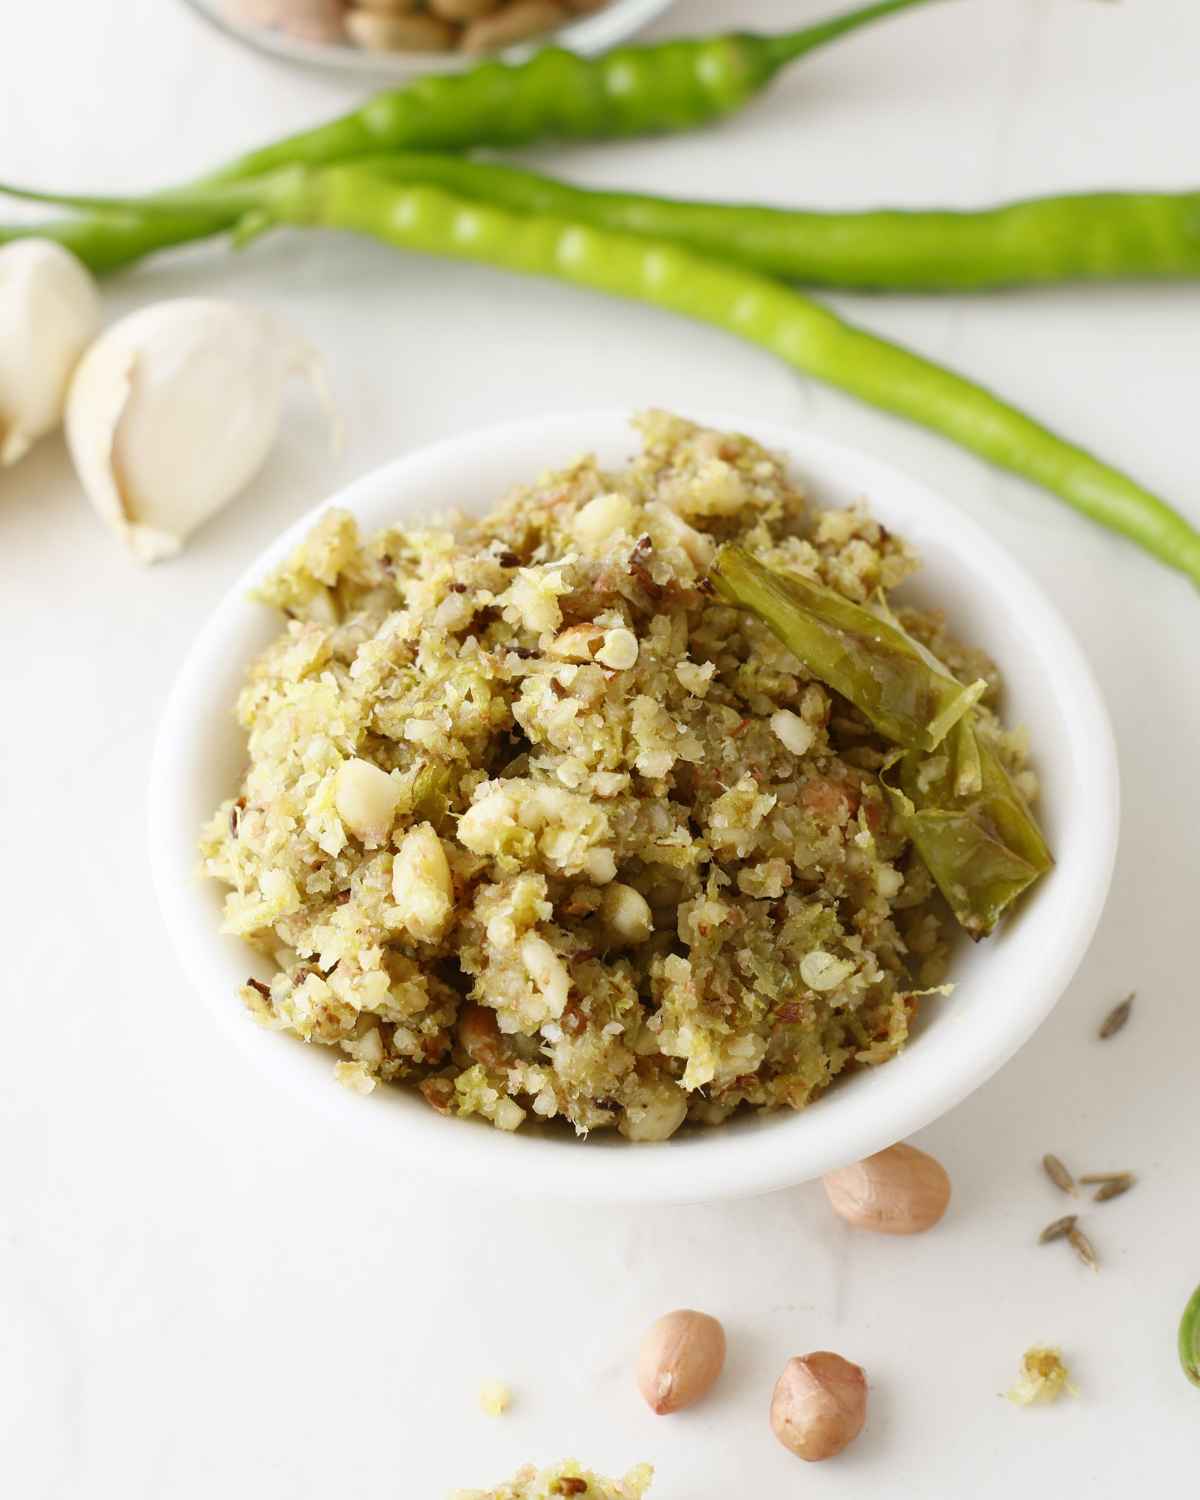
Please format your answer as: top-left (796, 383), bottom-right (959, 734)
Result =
top-left (1078, 1171), bottom-right (1133, 1185)
top-left (1093, 1175), bottom-right (1136, 1203)
top-left (1038, 1214), bottom-right (1078, 1244)
top-left (1042, 1154), bottom-right (1078, 1196)
top-left (1099, 992), bottom-right (1135, 1039)
top-left (1067, 1225), bottom-right (1099, 1271)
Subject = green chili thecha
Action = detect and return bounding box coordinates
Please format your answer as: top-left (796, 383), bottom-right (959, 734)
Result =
top-left (0, 0), bottom-right (939, 275)
top-left (8, 165), bottom-right (1200, 587)
top-left (709, 544), bottom-right (987, 751)
top-left (352, 156), bottom-right (1200, 291)
top-left (1181, 1284), bottom-right (1200, 1388)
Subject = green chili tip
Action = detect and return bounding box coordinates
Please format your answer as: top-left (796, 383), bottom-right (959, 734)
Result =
top-left (1181, 1283), bottom-right (1200, 1389)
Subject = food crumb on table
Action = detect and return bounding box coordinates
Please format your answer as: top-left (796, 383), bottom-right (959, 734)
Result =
top-left (479, 1378), bottom-right (512, 1417)
top-left (1007, 1347), bottom-right (1076, 1406)
top-left (451, 1460), bottom-right (653, 1499)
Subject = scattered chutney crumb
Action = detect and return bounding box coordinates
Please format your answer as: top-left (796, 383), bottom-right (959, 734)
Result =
top-left (451, 1461), bottom-right (653, 1499)
top-left (333, 1059), bottom-right (377, 1095)
top-left (1007, 1347), bottom-right (1076, 1406)
top-left (479, 1379), bottom-right (512, 1417)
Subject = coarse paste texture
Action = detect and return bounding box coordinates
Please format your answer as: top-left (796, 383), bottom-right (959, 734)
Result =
top-left (201, 413), bottom-right (1032, 1140)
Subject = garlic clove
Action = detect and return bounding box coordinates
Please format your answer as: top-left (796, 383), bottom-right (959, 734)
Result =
top-left (65, 298), bottom-right (336, 563)
top-left (822, 1142), bottom-right (951, 1235)
top-left (0, 239), bottom-right (100, 466)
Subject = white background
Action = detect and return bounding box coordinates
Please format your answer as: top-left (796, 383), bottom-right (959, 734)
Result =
top-left (2, 1), bottom-right (1198, 1495)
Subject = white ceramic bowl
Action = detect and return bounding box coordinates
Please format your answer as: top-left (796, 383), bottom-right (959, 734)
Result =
top-left (182, 0), bottom-right (677, 79)
top-left (148, 411), bottom-right (1119, 1204)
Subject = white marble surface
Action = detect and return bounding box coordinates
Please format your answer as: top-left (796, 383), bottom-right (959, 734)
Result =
top-left (2, 2), bottom-right (1198, 1495)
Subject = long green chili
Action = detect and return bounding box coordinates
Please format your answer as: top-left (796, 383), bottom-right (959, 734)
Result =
top-left (709, 545), bottom-right (987, 751)
top-left (0, 0), bottom-right (939, 276)
top-left (13, 158), bottom-right (1200, 291)
top-left (1182, 1283), bottom-right (1200, 1388)
top-left (14, 151), bottom-right (1200, 290)
top-left (9, 165), bottom-right (1200, 587)
top-left (212, 0), bottom-right (938, 180)
top-left (346, 157), bottom-right (1200, 292)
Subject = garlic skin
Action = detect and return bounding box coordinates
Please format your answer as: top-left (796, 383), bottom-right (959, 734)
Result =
top-left (65, 298), bottom-right (333, 562)
top-left (0, 240), bottom-right (101, 466)
top-left (822, 1143), bottom-right (951, 1235)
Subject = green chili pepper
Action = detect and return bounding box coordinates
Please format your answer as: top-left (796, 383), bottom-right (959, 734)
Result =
top-left (214, 0), bottom-right (937, 180)
top-left (9, 166), bottom-right (1200, 588)
top-left (1181, 1283), bottom-right (1200, 1388)
top-left (709, 545), bottom-right (986, 751)
top-left (0, 0), bottom-right (938, 275)
top-left (882, 716), bottom-right (1053, 938)
top-left (709, 544), bottom-right (1051, 934)
top-left (14, 164), bottom-right (1200, 291)
top-left (343, 157), bottom-right (1200, 292)
top-left (11, 158), bottom-right (1200, 293)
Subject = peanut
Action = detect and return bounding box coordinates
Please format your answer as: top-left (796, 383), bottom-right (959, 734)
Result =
top-left (636, 1310), bottom-right (726, 1415)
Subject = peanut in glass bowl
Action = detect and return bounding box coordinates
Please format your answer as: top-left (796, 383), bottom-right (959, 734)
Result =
top-left (147, 411), bottom-right (1118, 1205)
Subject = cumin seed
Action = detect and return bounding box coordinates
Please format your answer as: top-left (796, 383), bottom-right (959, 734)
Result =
top-left (1078, 1171), bottom-right (1134, 1185)
top-left (1042, 1154), bottom-right (1078, 1196)
top-left (1067, 1226), bottom-right (1099, 1272)
top-left (1038, 1214), bottom-right (1078, 1244)
top-left (1098, 992), bottom-right (1135, 1039)
top-left (1093, 1174), bottom-right (1136, 1203)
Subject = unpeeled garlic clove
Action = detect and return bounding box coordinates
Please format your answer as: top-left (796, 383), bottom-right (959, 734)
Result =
top-left (65, 298), bottom-right (335, 563)
top-left (636, 1309), bottom-right (726, 1415)
top-left (770, 1352), bottom-right (867, 1462)
top-left (822, 1142), bottom-right (951, 1234)
top-left (0, 239), bottom-right (101, 466)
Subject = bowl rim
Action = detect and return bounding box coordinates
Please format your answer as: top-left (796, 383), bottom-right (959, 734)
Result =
top-left (179, 0), bottom-right (678, 79)
top-left (148, 409), bottom-right (1119, 1204)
